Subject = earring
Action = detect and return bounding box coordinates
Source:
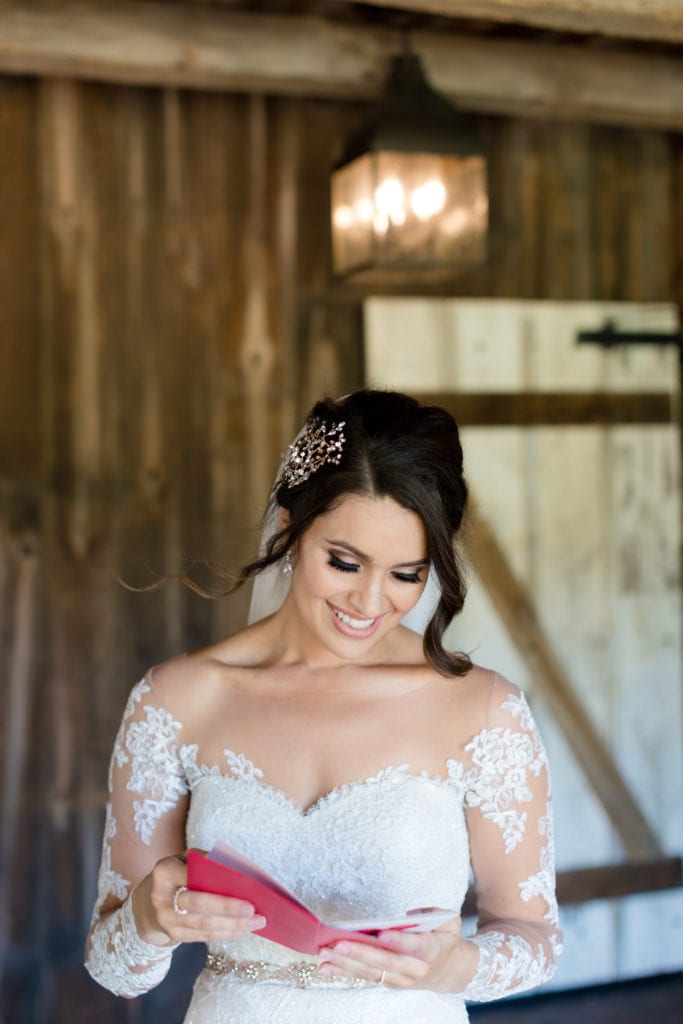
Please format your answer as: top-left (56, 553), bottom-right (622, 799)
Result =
top-left (282, 551), bottom-right (293, 576)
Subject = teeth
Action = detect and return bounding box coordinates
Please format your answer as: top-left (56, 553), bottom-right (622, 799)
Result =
top-left (334, 609), bottom-right (376, 630)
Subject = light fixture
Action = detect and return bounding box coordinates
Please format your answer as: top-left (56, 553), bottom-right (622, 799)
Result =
top-left (331, 49), bottom-right (488, 281)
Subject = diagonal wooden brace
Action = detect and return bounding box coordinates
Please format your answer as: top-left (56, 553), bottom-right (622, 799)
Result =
top-left (466, 496), bottom-right (663, 861)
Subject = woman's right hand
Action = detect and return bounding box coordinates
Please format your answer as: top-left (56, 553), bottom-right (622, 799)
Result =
top-left (131, 850), bottom-right (267, 947)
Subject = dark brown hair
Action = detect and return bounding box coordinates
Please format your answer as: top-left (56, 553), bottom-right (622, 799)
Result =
top-left (236, 390), bottom-right (471, 677)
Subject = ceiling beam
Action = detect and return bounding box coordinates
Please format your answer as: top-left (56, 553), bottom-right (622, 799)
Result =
top-left (356, 0), bottom-right (683, 45)
top-left (0, 1), bottom-right (681, 130)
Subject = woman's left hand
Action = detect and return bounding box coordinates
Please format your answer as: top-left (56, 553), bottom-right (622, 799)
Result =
top-left (318, 914), bottom-right (476, 992)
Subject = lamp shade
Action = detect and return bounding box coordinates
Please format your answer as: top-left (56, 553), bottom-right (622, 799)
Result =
top-left (331, 53), bottom-right (487, 280)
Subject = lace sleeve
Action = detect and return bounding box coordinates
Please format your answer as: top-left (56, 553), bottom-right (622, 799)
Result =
top-left (460, 676), bottom-right (563, 1002)
top-left (84, 675), bottom-right (190, 997)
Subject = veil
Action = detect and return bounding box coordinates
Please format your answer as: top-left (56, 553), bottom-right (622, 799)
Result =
top-left (247, 423), bottom-right (441, 635)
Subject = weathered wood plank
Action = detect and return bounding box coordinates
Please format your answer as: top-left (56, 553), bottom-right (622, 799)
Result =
top-left (240, 95), bottom-right (276, 524)
top-left (411, 391), bottom-right (673, 425)
top-left (466, 494), bottom-right (663, 860)
top-left (357, 0), bottom-right (683, 44)
top-left (557, 857), bottom-right (683, 905)
top-left (461, 856), bottom-right (683, 916)
top-left (0, 78), bottom-right (40, 483)
top-left (0, 2), bottom-right (681, 130)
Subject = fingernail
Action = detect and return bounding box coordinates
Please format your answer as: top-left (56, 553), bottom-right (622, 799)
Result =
top-left (247, 916), bottom-right (267, 930)
top-left (318, 963), bottom-right (334, 976)
top-left (318, 949), bottom-right (334, 963)
top-left (236, 903), bottom-right (256, 917)
top-left (334, 942), bottom-right (351, 955)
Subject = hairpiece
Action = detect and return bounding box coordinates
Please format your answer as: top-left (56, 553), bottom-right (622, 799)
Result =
top-left (279, 417), bottom-right (346, 489)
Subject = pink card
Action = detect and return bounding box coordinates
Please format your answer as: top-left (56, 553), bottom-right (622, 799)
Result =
top-left (188, 841), bottom-right (457, 956)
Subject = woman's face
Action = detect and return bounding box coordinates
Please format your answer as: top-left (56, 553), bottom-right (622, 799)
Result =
top-left (287, 493), bottom-right (429, 661)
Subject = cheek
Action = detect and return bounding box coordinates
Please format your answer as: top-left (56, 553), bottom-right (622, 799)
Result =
top-left (389, 580), bottom-right (428, 614)
top-left (296, 556), bottom-right (341, 597)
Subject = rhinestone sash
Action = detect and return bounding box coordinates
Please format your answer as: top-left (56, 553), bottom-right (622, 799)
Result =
top-left (204, 951), bottom-right (373, 989)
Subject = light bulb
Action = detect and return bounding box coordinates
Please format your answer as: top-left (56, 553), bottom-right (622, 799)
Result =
top-left (411, 179), bottom-right (447, 221)
top-left (333, 205), bottom-right (354, 229)
top-left (374, 178), bottom-right (405, 217)
top-left (354, 198), bottom-right (374, 224)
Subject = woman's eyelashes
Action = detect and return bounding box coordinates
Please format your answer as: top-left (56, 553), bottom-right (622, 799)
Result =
top-left (327, 552), bottom-right (423, 584)
top-left (328, 552), bottom-right (359, 573)
top-left (392, 571), bottom-right (422, 584)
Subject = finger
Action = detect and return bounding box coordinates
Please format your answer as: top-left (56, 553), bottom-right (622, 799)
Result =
top-left (169, 913), bottom-right (267, 943)
top-left (319, 941), bottom-right (430, 985)
top-left (318, 947), bottom-right (389, 985)
top-left (175, 889), bottom-right (258, 919)
top-left (376, 929), bottom-right (437, 958)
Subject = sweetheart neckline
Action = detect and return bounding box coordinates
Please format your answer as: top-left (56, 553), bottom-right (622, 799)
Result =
top-left (185, 748), bottom-right (466, 818)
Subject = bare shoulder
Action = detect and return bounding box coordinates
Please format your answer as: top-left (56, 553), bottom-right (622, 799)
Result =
top-left (438, 663), bottom-right (525, 736)
top-left (186, 617), bottom-right (275, 671)
top-left (144, 621), bottom-right (270, 713)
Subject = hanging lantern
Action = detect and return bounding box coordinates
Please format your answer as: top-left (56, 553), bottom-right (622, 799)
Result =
top-left (331, 51), bottom-right (488, 281)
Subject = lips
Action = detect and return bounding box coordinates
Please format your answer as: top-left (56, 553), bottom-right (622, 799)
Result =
top-left (327, 602), bottom-right (384, 638)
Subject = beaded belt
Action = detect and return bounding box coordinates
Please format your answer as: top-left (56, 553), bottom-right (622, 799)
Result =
top-left (204, 951), bottom-right (372, 990)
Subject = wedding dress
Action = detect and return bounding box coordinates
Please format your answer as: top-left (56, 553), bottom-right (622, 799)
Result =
top-left (85, 654), bottom-right (562, 1023)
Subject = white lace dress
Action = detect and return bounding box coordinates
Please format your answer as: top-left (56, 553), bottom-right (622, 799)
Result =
top-left (85, 657), bottom-right (562, 1023)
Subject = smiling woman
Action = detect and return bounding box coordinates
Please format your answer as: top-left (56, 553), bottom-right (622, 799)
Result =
top-left (84, 390), bottom-right (562, 1023)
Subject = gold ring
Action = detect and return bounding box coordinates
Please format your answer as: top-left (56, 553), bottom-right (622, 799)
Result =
top-left (172, 884), bottom-right (189, 916)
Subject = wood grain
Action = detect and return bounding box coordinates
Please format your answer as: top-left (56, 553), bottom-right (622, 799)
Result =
top-left (0, 2), bottom-right (681, 129)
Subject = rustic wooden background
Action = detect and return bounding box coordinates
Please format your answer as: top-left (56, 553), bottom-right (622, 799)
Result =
top-left (0, 69), bottom-right (681, 1022)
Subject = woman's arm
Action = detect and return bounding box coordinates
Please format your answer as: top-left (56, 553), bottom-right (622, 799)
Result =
top-left (84, 676), bottom-right (189, 996)
top-left (84, 673), bottom-right (265, 998)
top-left (459, 676), bottom-right (562, 1000)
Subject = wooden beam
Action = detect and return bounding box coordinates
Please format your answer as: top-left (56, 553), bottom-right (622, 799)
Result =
top-left (357, 0), bottom-right (683, 45)
top-left (556, 856), bottom-right (683, 905)
top-left (466, 495), bottom-right (663, 861)
top-left (411, 391), bottom-right (673, 426)
top-left (461, 856), bottom-right (683, 915)
top-left (0, 2), bottom-right (682, 131)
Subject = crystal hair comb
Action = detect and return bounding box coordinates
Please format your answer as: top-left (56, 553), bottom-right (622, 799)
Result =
top-left (279, 417), bottom-right (346, 489)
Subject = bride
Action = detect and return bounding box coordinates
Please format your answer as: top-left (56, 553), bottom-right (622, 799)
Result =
top-left (85, 390), bottom-right (562, 1023)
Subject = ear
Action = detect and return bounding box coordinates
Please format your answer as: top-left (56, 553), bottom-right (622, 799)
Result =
top-left (277, 506), bottom-right (291, 532)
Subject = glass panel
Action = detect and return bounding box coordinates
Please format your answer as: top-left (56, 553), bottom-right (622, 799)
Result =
top-left (332, 151), bottom-right (487, 276)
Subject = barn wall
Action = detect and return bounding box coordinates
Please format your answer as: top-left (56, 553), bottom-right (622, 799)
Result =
top-left (0, 71), bottom-right (681, 1022)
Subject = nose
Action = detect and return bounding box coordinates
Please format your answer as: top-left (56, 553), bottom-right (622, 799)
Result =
top-left (348, 571), bottom-right (387, 618)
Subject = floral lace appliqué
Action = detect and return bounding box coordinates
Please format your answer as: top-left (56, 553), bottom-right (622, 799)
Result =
top-left (463, 694), bottom-right (548, 854)
top-left (91, 803), bottom-right (130, 920)
top-left (224, 750), bottom-right (265, 783)
top-left (464, 930), bottom-right (551, 1002)
top-left (85, 895), bottom-right (176, 997)
top-left (519, 814), bottom-right (560, 928)
top-left (125, 704), bottom-right (188, 845)
top-left (109, 679), bottom-right (151, 785)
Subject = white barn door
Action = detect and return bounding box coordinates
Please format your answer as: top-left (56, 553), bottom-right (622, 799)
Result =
top-left (365, 297), bottom-right (682, 990)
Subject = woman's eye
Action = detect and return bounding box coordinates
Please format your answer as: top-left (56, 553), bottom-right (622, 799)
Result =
top-left (328, 553), bottom-right (359, 573)
top-left (392, 571), bottom-right (422, 584)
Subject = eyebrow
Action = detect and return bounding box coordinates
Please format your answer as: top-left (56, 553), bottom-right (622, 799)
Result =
top-left (325, 539), bottom-right (429, 569)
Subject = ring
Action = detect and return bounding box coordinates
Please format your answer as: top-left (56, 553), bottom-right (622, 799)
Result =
top-left (172, 885), bottom-right (189, 916)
